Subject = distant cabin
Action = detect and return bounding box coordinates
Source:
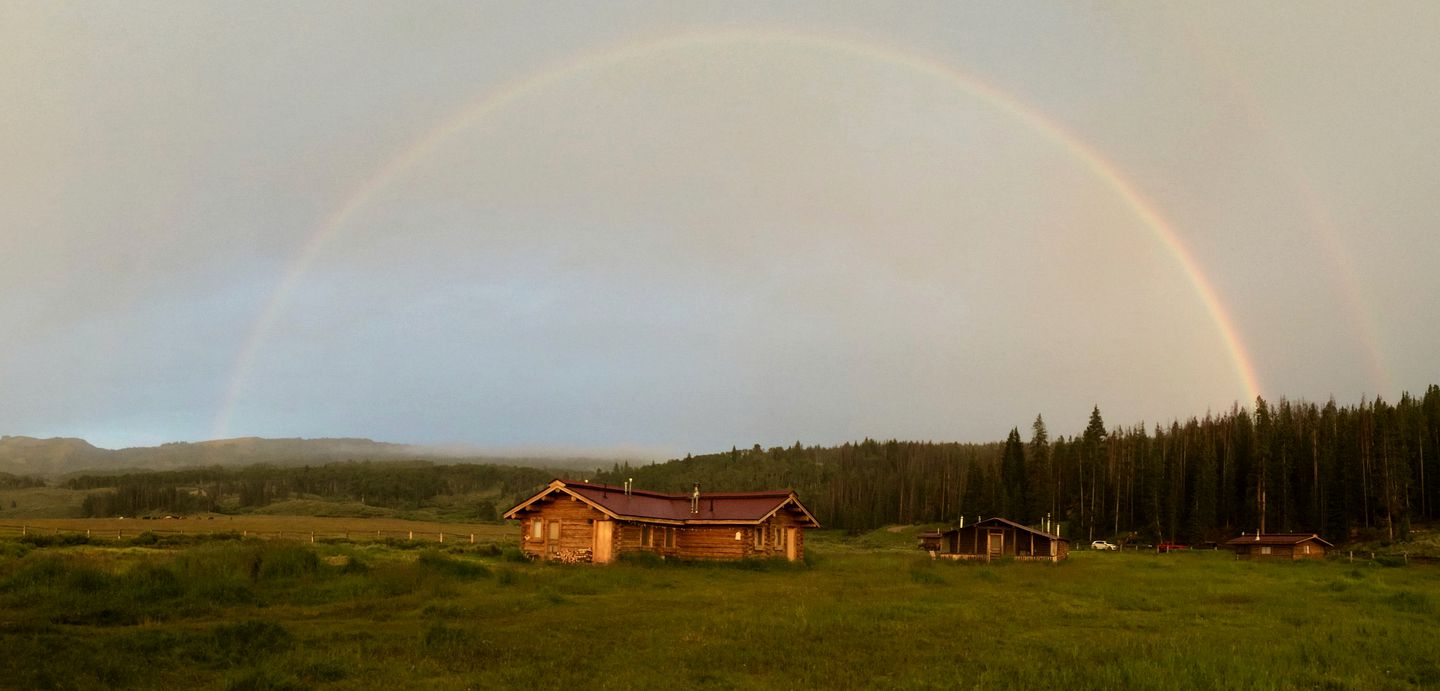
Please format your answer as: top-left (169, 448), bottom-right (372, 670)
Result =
top-left (503, 479), bottom-right (820, 564)
top-left (923, 517), bottom-right (1069, 562)
top-left (1222, 532), bottom-right (1333, 560)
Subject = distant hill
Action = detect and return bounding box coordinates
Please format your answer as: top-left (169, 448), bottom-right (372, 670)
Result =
top-left (0, 435), bottom-right (610, 477)
top-left (0, 436), bottom-right (110, 476)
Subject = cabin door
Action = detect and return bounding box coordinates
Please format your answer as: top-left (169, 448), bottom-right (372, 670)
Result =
top-left (785, 527), bottom-right (799, 561)
top-left (546, 519), bottom-right (561, 559)
top-left (593, 521), bottom-right (613, 563)
top-left (987, 530), bottom-right (1003, 560)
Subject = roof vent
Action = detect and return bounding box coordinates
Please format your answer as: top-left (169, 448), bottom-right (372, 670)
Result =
top-left (690, 483), bottom-right (700, 515)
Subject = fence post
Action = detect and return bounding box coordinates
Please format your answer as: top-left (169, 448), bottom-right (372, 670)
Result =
top-left (310, 532), bottom-right (315, 544)
top-left (20, 525), bottom-right (25, 536)
top-left (439, 532), bottom-right (444, 543)
top-left (243, 530), bottom-right (248, 538)
top-left (470, 533), bottom-right (475, 544)
top-left (118, 529), bottom-right (123, 541)
top-left (408, 530), bottom-right (413, 541)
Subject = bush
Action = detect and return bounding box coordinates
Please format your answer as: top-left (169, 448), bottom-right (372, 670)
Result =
top-left (618, 551), bottom-right (665, 567)
top-left (226, 668), bottom-right (304, 691)
top-left (417, 550), bottom-right (490, 579)
top-left (122, 561), bottom-right (184, 601)
top-left (19, 532), bottom-right (93, 548)
top-left (0, 540), bottom-right (32, 559)
top-left (1375, 554), bottom-right (1408, 568)
top-left (500, 546), bottom-right (530, 563)
top-left (255, 544), bottom-right (321, 580)
top-left (211, 620), bottom-right (293, 664)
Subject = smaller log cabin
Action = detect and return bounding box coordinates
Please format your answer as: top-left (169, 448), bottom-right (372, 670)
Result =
top-left (1222, 532), bottom-right (1333, 560)
top-left (924, 517), bottom-right (1068, 562)
top-left (503, 479), bottom-right (820, 563)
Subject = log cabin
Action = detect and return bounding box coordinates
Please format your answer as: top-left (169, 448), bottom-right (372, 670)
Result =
top-left (924, 517), bottom-right (1068, 562)
top-left (503, 479), bottom-right (820, 563)
top-left (1222, 532), bottom-right (1333, 560)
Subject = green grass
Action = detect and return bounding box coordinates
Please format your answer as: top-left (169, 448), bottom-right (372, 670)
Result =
top-left (0, 486), bottom-right (99, 518)
top-left (2, 530), bottom-right (1439, 689)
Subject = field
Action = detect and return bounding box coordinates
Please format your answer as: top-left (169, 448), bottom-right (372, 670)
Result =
top-left (3, 526), bottom-right (1439, 690)
top-left (0, 515), bottom-right (513, 545)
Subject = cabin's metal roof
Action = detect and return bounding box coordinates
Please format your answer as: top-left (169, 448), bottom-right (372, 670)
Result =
top-left (936, 516), bottom-right (1068, 541)
top-left (1222, 533), bottom-right (1334, 547)
top-left (503, 479), bottom-right (821, 528)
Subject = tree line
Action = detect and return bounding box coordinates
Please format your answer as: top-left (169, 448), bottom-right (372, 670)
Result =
top-left (67, 461), bottom-right (550, 519)
top-left (596, 385), bottom-right (1440, 543)
top-left (0, 472), bottom-right (46, 490)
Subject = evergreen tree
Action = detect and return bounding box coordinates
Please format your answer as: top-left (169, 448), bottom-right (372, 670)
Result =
top-left (999, 428), bottom-right (1027, 520)
top-left (1026, 415), bottom-right (1054, 524)
top-left (1081, 406), bottom-right (1108, 538)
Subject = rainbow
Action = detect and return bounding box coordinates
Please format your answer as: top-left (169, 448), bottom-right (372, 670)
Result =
top-left (1175, 27), bottom-right (1391, 396)
top-left (213, 28), bottom-right (1265, 439)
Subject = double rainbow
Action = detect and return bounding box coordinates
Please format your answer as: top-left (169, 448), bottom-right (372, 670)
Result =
top-left (214, 29), bottom-right (1264, 439)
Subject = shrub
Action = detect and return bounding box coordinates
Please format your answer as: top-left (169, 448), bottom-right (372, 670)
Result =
top-left (417, 550), bottom-right (490, 579)
top-left (500, 546), bottom-right (530, 563)
top-left (122, 561), bottom-right (184, 601)
top-left (909, 567), bottom-right (945, 585)
top-left (226, 668), bottom-right (304, 691)
top-left (255, 544), bottom-right (321, 581)
top-left (0, 540), bottom-right (32, 558)
top-left (1374, 554), bottom-right (1407, 568)
top-left (211, 620), bottom-right (293, 664)
top-left (19, 532), bottom-right (93, 548)
top-left (618, 551), bottom-right (665, 568)
top-left (423, 622), bottom-right (475, 650)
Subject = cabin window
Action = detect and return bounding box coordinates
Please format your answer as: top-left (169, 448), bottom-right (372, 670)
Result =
top-left (530, 518), bottom-right (542, 540)
top-left (1303, 544), bottom-right (1310, 554)
top-left (641, 525), bottom-right (653, 547)
top-left (1260, 546), bottom-right (1272, 555)
top-left (665, 527), bottom-right (676, 549)
top-left (753, 527), bottom-right (764, 549)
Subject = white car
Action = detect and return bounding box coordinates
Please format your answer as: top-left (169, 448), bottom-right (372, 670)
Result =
top-left (1091, 540), bottom-right (1119, 551)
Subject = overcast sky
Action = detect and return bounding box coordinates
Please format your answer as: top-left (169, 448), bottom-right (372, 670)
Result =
top-left (3, 2), bottom-right (1438, 454)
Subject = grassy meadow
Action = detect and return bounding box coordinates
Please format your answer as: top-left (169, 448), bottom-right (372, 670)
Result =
top-left (0, 515), bottom-right (513, 545)
top-left (2, 527), bottom-right (1439, 690)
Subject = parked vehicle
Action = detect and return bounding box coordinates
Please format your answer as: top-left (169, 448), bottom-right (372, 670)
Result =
top-left (1091, 540), bottom-right (1119, 551)
top-left (1157, 543), bottom-right (1189, 553)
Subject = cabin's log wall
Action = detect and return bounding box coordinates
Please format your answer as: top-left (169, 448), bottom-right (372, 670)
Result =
top-left (1293, 543), bottom-right (1326, 560)
top-left (512, 490), bottom-right (813, 562)
top-left (675, 526), bottom-right (748, 560)
top-left (515, 494), bottom-right (607, 560)
top-left (936, 524), bottom-right (1069, 561)
top-left (1233, 542), bottom-right (1327, 561)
